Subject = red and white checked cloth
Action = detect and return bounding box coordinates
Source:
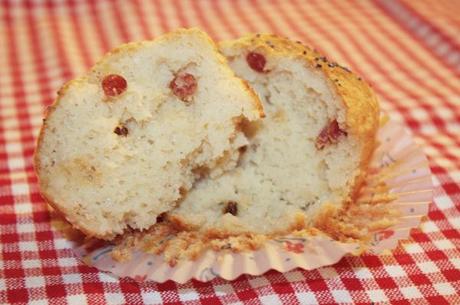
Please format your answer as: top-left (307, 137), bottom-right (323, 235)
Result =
top-left (1, 0), bottom-right (459, 304)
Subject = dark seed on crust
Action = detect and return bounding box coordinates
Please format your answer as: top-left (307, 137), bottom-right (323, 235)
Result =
top-left (114, 125), bottom-right (128, 137)
top-left (315, 56), bottom-right (327, 62)
top-left (223, 201), bottom-right (238, 216)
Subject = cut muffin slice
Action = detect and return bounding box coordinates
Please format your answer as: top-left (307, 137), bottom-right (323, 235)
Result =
top-left (34, 28), bottom-right (263, 240)
top-left (167, 33), bottom-right (380, 236)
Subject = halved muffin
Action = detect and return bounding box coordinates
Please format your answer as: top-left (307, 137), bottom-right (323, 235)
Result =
top-left (35, 29), bottom-right (263, 239)
top-left (168, 33), bottom-right (380, 236)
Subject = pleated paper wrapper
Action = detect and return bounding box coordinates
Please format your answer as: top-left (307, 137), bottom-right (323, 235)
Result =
top-left (69, 119), bottom-right (432, 283)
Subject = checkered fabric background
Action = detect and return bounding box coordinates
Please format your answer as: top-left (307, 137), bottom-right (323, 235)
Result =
top-left (0, 0), bottom-right (459, 304)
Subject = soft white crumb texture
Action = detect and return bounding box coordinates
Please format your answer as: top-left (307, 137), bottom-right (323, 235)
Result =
top-left (37, 29), bottom-right (260, 237)
top-left (172, 48), bottom-right (362, 234)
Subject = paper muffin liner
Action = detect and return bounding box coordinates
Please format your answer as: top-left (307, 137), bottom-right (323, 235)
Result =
top-left (69, 118), bottom-right (432, 283)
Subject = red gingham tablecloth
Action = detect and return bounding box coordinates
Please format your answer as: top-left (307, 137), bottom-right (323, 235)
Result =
top-left (1, 0), bottom-right (459, 304)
